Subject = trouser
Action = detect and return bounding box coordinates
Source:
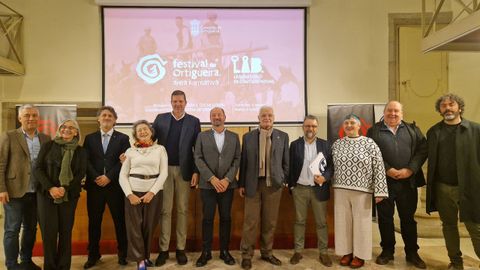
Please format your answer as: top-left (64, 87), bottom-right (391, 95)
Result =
top-left (334, 189), bottom-right (373, 260)
top-left (86, 185), bottom-right (127, 259)
top-left (292, 184), bottom-right (328, 254)
top-left (3, 192), bottom-right (38, 268)
top-left (435, 182), bottom-right (480, 265)
top-left (376, 180), bottom-right (419, 255)
top-left (159, 166), bottom-right (191, 251)
top-left (240, 180), bottom-right (282, 259)
top-left (125, 191), bottom-right (162, 262)
top-left (200, 188), bottom-right (234, 251)
top-left (37, 192), bottom-right (78, 270)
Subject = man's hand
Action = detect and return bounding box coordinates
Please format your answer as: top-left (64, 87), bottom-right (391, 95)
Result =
top-left (49, 187), bottom-right (65, 199)
top-left (140, 192), bottom-right (155, 204)
top-left (0, 192), bottom-right (10, 204)
top-left (190, 173), bottom-right (199, 188)
top-left (375, 197), bottom-right (385, 204)
top-left (386, 168), bottom-right (400, 179)
top-left (397, 168), bottom-right (413, 179)
top-left (119, 153), bottom-right (126, 164)
top-left (127, 194), bottom-right (142, 205)
top-left (314, 175), bottom-right (326, 185)
top-left (210, 177), bottom-right (226, 193)
top-left (95, 175), bottom-right (111, 187)
top-left (239, 187), bottom-right (245, 198)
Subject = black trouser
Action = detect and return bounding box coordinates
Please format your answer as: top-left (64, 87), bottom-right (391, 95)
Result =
top-left (37, 192), bottom-right (78, 270)
top-left (376, 180), bottom-right (419, 255)
top-left (200, 188), bottom-right (234, 252)
top-left (86, 185), bottom-right (127, 259)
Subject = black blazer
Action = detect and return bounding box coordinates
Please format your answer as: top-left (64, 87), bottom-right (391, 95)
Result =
top-left (288, 137), bottom-right (332, 202)
top-left (83, 130), bottom-right (131, 190)
top-left (152, 112), bottom-right (201, 181)
top-left (34, 141), bottom-right (87, 200)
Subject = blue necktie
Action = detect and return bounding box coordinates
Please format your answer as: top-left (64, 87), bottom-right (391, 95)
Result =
top-left (102, 134), bottom-right (109, 154)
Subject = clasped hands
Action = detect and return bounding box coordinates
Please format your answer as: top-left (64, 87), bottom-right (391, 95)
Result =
top-left (210, 176), bottom-right (230, 193)
top-left (387, 168), bottom-right (413, 180)
top-left (127, 191), bottom-right (155, 205)
top-left (49, 186), bottom-right (66, 199)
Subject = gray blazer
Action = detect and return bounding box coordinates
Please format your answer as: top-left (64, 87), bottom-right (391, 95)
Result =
top-left (194, 129), bottom-right (240, 189)
top-left (0, 128), bottom-right (50, 198)
top-left (238, 128), bottom-right (289, 198)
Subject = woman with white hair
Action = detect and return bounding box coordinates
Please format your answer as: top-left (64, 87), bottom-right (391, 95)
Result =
top-left (332, 114), bottom-right (388, 268)
top-left (35, 119), bottom-right (87, 270)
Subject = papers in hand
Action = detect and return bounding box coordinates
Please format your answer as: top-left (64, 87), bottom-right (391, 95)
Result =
top-left (309, 152), bottom-right (327, 186)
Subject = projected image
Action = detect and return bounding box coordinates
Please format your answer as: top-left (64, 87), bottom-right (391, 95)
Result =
top-left (103, 8), bottom-right (305, 123)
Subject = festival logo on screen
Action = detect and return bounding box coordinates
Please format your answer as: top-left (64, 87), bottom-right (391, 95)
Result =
top-left (230, 55), bottom-right (273, 85)
top-left (136, 54), bottom-right (168, 84)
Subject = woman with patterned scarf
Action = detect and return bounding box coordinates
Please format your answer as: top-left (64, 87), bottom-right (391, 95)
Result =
top-left (35, 119), bottom-right (87, 270)
top-left (119, 120), bottom-right (168, 270)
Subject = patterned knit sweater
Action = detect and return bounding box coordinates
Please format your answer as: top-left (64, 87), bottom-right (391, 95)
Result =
top-left (331, 136), bottom-right (388, 197)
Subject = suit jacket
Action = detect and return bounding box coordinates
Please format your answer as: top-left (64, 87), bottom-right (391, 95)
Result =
top-left (0, 128), bottom-right (50, 198)
top-left (152, 112), bottom-right (201, 181)
top-left (83, 130), bottom-right (131, 190)
top-left (288, 137), bottom-right (332, 201)
top-left (238, 128), bottom-right (289, 198)
top-left (194, 129), bottom-right (241, 189)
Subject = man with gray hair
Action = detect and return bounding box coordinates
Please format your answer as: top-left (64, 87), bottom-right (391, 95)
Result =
top-left (0, 104), bottom-right (50, 270)
top-left (239, 106), bottom-right (289, 270)
top-left (426, 93), bottom-right (480, 270)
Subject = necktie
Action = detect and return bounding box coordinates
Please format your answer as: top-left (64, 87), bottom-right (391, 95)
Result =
top-left (102, 134), bottom-right (109, 154)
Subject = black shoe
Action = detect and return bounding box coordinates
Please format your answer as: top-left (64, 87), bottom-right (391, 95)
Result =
top-left (155, 251), bottom-right (169, 266)
top-left (375, 251), bottom-right (394, 265)
top-left (144, 259), bottom-right (153, 267)
top-left (118, 257), bottom-right (128, 266)
top-left (241, 259), bottom-right (252, 270)
top-left (84, 256), bottom-right (101, 269)
top-left (290, 252), bottom-right (303, 265)
top-left (7, 263), bottom-right (23, 270)
top-left (195, 251), bottom-right (212, 267)
top-left (176, 249), bottom-right (188, 265)
top-left (260, 255), bottom-right (282, 266)
top-left (219, 250), bottom-right (236, 265)
top-left (406, 253), bottom-right (427, 269)
top-left (20, 261), bottom-right (42, 270)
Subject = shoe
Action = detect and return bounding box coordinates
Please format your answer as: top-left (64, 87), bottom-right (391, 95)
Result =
top-left (340, 253), bottom-right (353, 266)
top-left (176, 249), bottom-right (188, 265)
top-left (84, 256), bottom-right (101, 269)
top-left (219, 250), bottom-right (236, 265)
top-left (137, 260), bottom-right (147, 270)
top-left (448, 262), bottom-right (464, 270)
top-left (118, 257), bottom-right (128, 266)
top-left (7, 264), bottom-right (23, 270)
top-left (155, 251), bottom-right (169, 266)
top-left (195, 251), bottom-right (212, 267)
top-left (290, 252), bottom-right (303, 265)
top-left (406, 253), bottom-right (426, 269)
top-left (144, 259), bottom-right (153, 267)
top-left (319, 253), bottom-right (333, 267)
top-left (375, 251), bottom-right (394, 265)
top-left (260, 255), bottom-right (282, 266)
top-left (241, 259), bottom-right (252, 270)
top-left (20, 261), bottom-right (42, 270)
top-left (350, 257), bottom-right (365, 269)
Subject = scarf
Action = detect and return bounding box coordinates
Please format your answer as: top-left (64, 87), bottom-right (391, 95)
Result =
top-left (53, 136), bottom-right (78, 204)
top-left (259, 128), bottom-right (273, 187)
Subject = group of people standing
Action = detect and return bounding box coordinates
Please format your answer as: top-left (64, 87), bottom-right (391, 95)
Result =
top-left (0, 91), bottom-right (479, 270)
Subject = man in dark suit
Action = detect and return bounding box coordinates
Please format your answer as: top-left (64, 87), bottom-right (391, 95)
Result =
top-left (238, 106), bottom-right (289, 270)
top-left (194, 107), bottom-right (240, 267)
top-left (0, 104), bottom-right (49, 270)
top-left (288, 115), bottom-right (333, 267)
top-left (83, 106), bottom-right (131, 268)
top-left (153, 90), bottom-right (201, 266)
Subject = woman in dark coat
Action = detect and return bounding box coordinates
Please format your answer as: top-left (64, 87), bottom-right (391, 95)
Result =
top-left (35, 119), bottom-right (87, 270)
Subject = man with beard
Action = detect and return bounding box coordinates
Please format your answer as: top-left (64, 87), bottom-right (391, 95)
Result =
top-left (367, 101), bottom-right (427, 268)
top-left (194, 107), bottom-right (240, 267)
top-left (426, 93), bottom-right (480, 270)
top-left (239, 106), bottom-right (289, 270)
top-left (288, 115), bottom-right (333, 267)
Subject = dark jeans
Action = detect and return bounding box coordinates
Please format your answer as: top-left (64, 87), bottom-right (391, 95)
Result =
top-left (37, 192), bottom-right (78, 270)
top-left (3, 193), bottom-right (38, 268)
top-left (200, 188), bottom-right (234, 252)
top-left (86, 185), bottom-right (127, 259)
top-left (376, 180), bottom-right (419, 255)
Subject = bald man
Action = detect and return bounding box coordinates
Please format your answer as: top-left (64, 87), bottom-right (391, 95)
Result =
top-left (367, 101), bottom-right (427, 269)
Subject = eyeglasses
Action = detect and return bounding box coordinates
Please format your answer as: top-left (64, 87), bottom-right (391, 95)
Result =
top-left (60, 125), bottom-right (77, 131)
top-left (303, 125), bottom-right (318, 128)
